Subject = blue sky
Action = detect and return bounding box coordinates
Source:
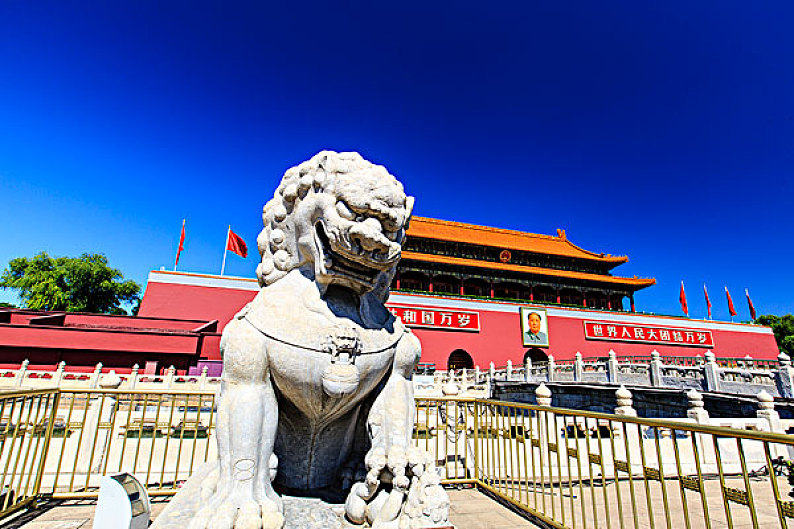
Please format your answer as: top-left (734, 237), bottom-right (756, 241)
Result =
top-left (1, 1), bottom-right (792, 320)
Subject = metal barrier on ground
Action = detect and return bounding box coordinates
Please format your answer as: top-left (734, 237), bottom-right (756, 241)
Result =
top-left (1, 389), bottom-right (794, 528)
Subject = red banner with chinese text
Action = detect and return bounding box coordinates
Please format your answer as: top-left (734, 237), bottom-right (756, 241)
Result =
top-left (386, 305), bottom-right (480, 332)
top-left (583, 321), bottom-right (714, 347)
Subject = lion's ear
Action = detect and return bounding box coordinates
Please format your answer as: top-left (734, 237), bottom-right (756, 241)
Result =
top-left (404, 196), bottom-right (415, 224)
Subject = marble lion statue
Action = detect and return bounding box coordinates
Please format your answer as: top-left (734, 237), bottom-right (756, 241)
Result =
top-left (187, 152), bottom-right (450, 529)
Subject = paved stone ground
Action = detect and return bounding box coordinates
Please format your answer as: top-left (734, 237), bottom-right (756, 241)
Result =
top-left (1, 488), bottom-right (537, 529)
top-left (3, 477), bottom-right (789, 529)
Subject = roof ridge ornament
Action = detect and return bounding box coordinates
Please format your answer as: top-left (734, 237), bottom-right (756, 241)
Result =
top-left (556, 228), bottom-right (567, 240)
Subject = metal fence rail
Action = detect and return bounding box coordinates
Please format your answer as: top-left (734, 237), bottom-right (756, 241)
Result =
top-left (472, 399), bottom-right (794, 529)
top-left (2, 389), bottom-right (794, 528)
top-left (38, 389), bottom-right (217, 498)
top-left (0, 389), bottom-right (59, 518)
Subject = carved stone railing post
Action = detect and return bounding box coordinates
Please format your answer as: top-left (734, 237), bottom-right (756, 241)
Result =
top-left (547, 355), bottom-right (556, 382)
top-left (53, 361), bottom-right (66, 387)
top-left (199, 366), bottom-right (209, 390)
top-left (489, 362), bottom-right (495, 383)
top-left (703, 351), bottom-right (720, 392)
top-left (79, 370), bottom-right (122, 474)
top-left (649, 350), bottom-right (663, 387)
top-left (687, 389), bottom-right (713, 465)
top-left (686, 389), bottom-right (709, 424)
top-left (535, 383), bottom-right (552, 407)
top-left (474, 365), bottom-right (480, 384)
top-left (506, 360), bottom-right (513, 381)
top-left (15, 359), bottom-right (29, 387)
top-left (574, 352), bottom-right (584, 382)
top-left (524, 356), bottom-right (532, 383)
top-left (460, 368), bottom-right (468, 391)
top-left (534, 383), bottom-right (553, 467)
top-left (89, 362), bottom-right (103, 389)
top-left (606, 350), bottom-right (619, 384)
top-left (614, 385), bottom-right (636, 417)
top-left (757, 391), bottom-right (785, 458)
top-left (757, 390), bottom-right (783, 433)
top-left (165, 365), bottom-right (176, 388)
top-left (129, 364), bottom-right (139, 390)
top-left (775, 353), bottom-right (794, 399)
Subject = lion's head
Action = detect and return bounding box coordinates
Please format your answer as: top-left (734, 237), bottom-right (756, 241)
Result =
top-left (256, 151), bottom-right (413, 299)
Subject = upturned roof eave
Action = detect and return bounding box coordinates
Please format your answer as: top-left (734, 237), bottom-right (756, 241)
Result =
top-left (406, 216), bottom-right (629, 265)
top-left (400, 251), bottom-right (656, 291)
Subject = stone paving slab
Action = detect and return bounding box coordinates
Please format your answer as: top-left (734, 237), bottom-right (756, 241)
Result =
top-left (2, 489), bottom-right (539, 529)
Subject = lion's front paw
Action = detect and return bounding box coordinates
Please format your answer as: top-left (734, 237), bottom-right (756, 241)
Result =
top-left (344, 445), bottom-right (441, 527)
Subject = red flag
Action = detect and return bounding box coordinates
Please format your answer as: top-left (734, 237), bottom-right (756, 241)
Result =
top-left (174, 219), bottom-right (185, 269)
top-left (226, 227), bottom-right (248, 258)
top-left (679, 281), bottom-right (688, 316)
top-left (725, 287), bottom-right (737, 317)
top-left (745, 289), bottom-right (756, 320)
top-left (703, 284), bottom-right (712, 319)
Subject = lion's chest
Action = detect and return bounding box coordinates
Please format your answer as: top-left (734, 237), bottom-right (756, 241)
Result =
top-left (244, 283), bottom-right (401, 419)
top-left (266, 338), bottom-right (395, 419)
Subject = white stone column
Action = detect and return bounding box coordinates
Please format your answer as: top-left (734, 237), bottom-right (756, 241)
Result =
top-left (614, 385), bottom-right (636, 417)
top-left (606, 350), bottom-right (619, 384)
top-left (686, 390), bottom-right (709, 424)
top-left (15, 359), bottom-right (29, 387)
top-left (78, 370), bottom-right (122, 477)
top-left (199, 366), bottom-right (209, 390)
top-left (89, 362), bottom-right (103, 389)
top-left (686, 389), bottom-right (714, 469)
top-left (535, 383), bottom-right (552, 407)
top-left (165, 365), bottom-right (176, 388)
top-left (756, 391), bottom-right (783, 433)
top-left (756, 390), bottom-right (787, 459)
top-left (129, 364), bottom-right (139, 389)
top-left (574, 352), bottom-right (584, 382)
top-left (703, 351), bottom-right (720, 392)
top-left (649, 350), bottom-right (663, 387)
top-left (775, 353), bottom-right (794, 398)
top-left (53, 361), bottom-right (66, 387)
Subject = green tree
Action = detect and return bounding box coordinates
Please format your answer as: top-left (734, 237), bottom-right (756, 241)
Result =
top-left (756, 314), bottom-right (794, 357)
top-left (0, 252), bottom-right (141, 314)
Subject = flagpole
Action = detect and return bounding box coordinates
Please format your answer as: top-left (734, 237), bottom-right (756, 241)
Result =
top-left (221, 226), bottom-right (230, 276)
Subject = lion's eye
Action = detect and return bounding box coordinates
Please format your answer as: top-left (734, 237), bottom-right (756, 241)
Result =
top-left (336, 201), bottom-right (356, 221)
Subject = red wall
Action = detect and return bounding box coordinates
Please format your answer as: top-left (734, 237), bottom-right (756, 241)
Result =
top-left (140, 271), bottom-right (780, 371)
top-left (409, 303), bottom-right (779, 369)
top-left (140, 281), bottom-right (256, 333)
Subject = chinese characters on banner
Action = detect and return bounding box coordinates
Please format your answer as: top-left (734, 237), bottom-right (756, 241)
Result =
top-left (386, 305), bottom-right (480, 332)
top-left (583, 321), bottom-right (714, 347)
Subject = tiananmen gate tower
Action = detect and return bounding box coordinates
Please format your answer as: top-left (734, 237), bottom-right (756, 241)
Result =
top-left (0, 217), bottom-right (779, 375)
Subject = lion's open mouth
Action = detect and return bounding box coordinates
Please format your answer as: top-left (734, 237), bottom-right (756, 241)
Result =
top-left (315, 223), bottom-right (381, 288)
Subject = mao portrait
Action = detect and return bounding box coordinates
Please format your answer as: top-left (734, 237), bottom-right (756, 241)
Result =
top-left (520, 307), bottom-right (549, 348)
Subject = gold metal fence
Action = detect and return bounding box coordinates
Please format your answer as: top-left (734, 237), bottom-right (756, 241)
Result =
top-left (3, 389), bottom-right (794, 529)
top-left (0, 389), bottom-right (59, 518)
top-left (37, 389), bottom-right (217, 499)
top-left (470, 399), bottom-right (794, 529)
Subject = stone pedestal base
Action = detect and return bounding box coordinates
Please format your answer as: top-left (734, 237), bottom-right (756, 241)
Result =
top-left (150, 463), bottom-right (453, 529)
top-left (151, 463), bottom-right (345, 529)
